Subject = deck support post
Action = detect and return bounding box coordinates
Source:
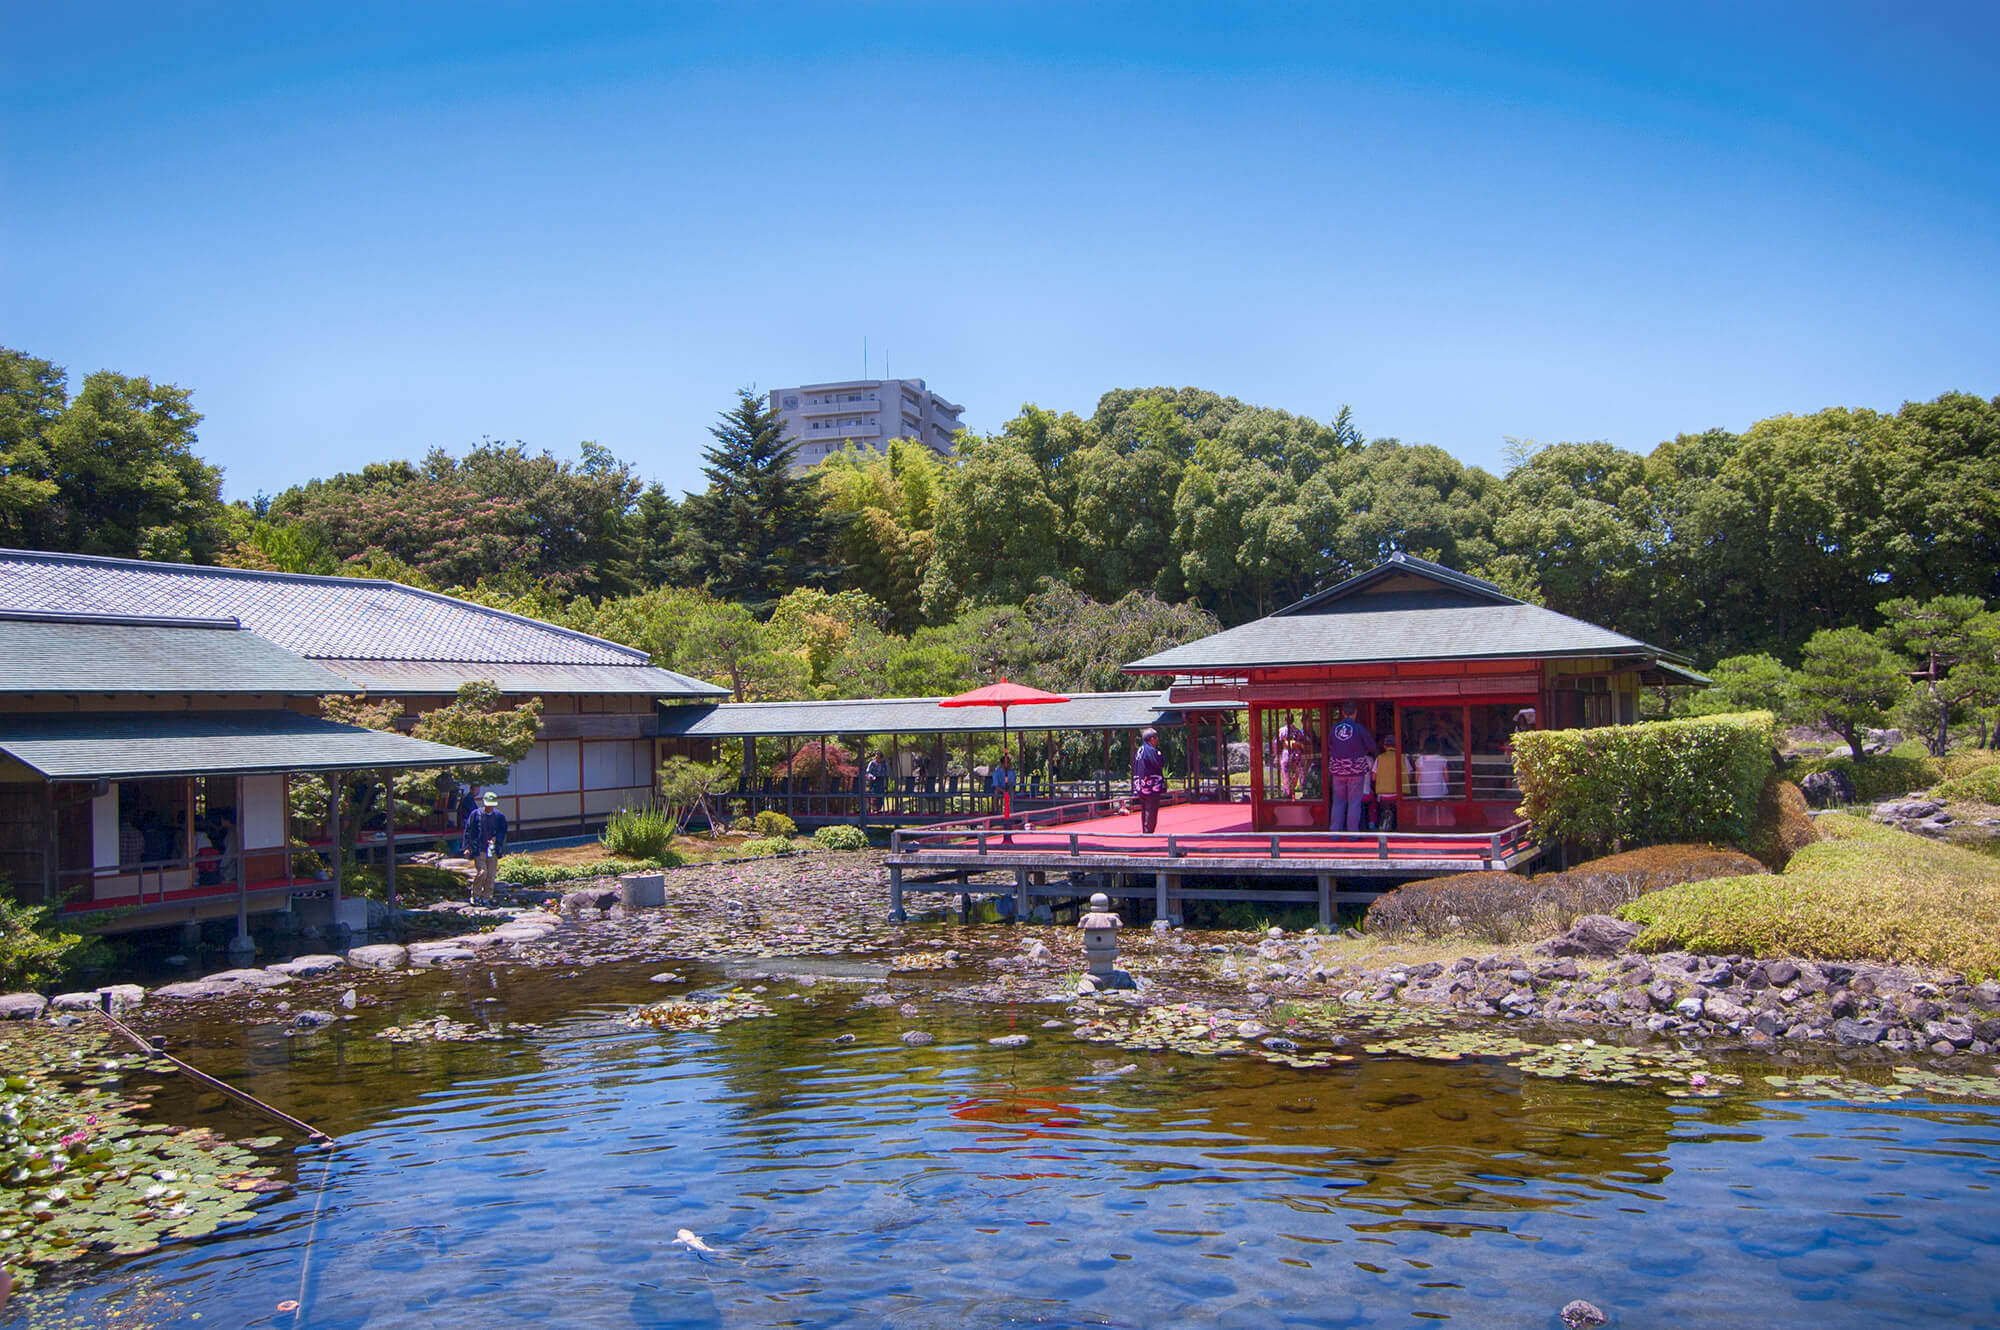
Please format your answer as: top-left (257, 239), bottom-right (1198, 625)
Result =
top-left (1316, 874), bottom-right (1333, 930)
top-left (958, 891), bottom-right (971, 925)
top-left (328, 772), bottom-right (343, 936)
top-left (228, 773), bottom-right (252, 958)
top-left (383, 770), bottom-right (398, 910)
top-left (1015, 867), bottom-right (1030, 918)
top-left (1155, 871), bottom-right (1168, 920)
top-left (888, 865), bottom-right (906, 922)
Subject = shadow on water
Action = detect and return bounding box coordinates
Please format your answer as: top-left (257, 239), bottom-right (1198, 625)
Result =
top-left (11, 956), bottom-right (2000, 1329)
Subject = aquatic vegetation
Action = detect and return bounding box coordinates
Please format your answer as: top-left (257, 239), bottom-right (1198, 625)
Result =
top-left (1362, 1030), bottom-right (1740, 1096)
top-left (1758, 1064), bottom-right (2000, 1105)
top-left (0, 1024), bottom-right (282, 1293)
top-left (625, 989), bottom-right (774, 1032)
top-left (889, 949), bottom-right (962, 972)
top-left (372, 1016), bottom-right (540, 1044)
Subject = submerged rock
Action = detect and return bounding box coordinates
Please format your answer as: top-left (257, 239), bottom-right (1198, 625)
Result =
top-left (1561, 1299), bottom-right (1608, 1329)
top-left (900, 1030), bottom-right (935, 1047)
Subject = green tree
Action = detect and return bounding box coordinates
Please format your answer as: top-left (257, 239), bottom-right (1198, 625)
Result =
top-left (1875, 595), bottom-right (2000, 756)
top-left (1680, 653), bottom-right (1796, 719)
top-left (656, 756), bottom-right (734, 835)
top-left (0, 351), bottom-right (230, 561)
top-left (0, 348), bottom-right (64, 544)
top-left (816, 440), bottom-right (944, 631)
top-left (680, 389), bottom-right (841, 613)
top-left (679, 599), bottom-right (805, 701)
top-left (920, 435), bottom-right (1064, 620)
top-left (1793, 627), bottom-right (1909, 759)
top-left (627, 482), bottom-right (687, 587)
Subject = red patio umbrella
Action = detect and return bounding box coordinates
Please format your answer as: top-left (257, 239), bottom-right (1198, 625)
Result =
top-left (938, 678), bottom-right (1070, 820)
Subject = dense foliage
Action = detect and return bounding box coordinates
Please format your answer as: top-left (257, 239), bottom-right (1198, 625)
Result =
top-left (5, 344), bottom-right (1998, 720)
top-left (1513, 712), bottom-right (1777, 853)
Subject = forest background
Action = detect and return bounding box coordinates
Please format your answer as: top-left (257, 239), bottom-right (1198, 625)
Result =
top-left (3, 344), bottom-right (1996, 747)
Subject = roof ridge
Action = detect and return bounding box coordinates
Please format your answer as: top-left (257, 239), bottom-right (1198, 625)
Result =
top-left (0, 608), bottom-right (243, 630)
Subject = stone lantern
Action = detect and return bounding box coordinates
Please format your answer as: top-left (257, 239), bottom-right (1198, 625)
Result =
top-left (1079, 892), bottom-right (1122, 982)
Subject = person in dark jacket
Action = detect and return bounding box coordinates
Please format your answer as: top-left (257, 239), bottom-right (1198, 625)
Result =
top-left (1131, 728), bottom-right (1167, 834)
top-left (1324, 701), bottom-right (1380, 833)
top-left (463, 792), bottom-right (509, 904)
top-left (456, 785), bottom-right (481, 855)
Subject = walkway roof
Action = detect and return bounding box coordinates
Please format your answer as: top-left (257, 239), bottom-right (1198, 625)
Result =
top-left (657, 690), bottom-right (1233, 739)
top-left (0, 711), bottom-right (489, 781)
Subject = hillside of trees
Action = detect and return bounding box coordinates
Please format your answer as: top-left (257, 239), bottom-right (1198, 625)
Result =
top-left (4, 345), bottom-right (1997, 728)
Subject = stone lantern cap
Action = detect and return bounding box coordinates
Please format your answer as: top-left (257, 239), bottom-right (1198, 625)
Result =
top-left (1079, 892), bottom-right (1122, 930)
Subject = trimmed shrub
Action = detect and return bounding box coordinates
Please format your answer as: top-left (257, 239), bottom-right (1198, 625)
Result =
top-left (345, 864), bottom-right (474, 904)
top-left (753, 811), bottom-right (798, 839)
top-left (1745, 776), bottom-right (1819, 870)
top-left (740, 837), bottom-right (795, 857)
top-left (1365, 845), bottom-right (1766, 943)
top-left (1939, 762), bottom-right (2000, 805)
top-left (812, 824), bottom-right (871, 851)
top-left (1786, 752), bottom-right (1939, 804)
top-left (1619, 813), bottom-right (2000, 979)
top-left (601, 805), bottom-right (675, 860)
top-left (1364, 872), bottom-right (1535, 942)
top-left (730, 816), bottom-right (755, 832)
top-left (1512, 712), bottom-right (1776, 853)
top-left (496, 852), bottom-right (683, 886)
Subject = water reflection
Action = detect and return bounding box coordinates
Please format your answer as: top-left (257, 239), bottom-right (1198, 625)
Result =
top-left (11, 961), bottom-right (2000, 1329)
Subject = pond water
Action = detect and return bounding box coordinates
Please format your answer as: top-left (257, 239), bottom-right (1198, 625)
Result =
top-left (11, 957), bottom-right (2000, 1329)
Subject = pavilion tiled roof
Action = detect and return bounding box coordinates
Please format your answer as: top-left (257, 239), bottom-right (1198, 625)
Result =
top-left (1125, 552), bottom-right (1686, 674)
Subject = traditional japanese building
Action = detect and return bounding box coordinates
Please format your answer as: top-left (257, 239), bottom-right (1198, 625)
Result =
top-left (1124, 553), bottom-right (1702, 833)
top-left (0, 549), bottom-right (729, 837)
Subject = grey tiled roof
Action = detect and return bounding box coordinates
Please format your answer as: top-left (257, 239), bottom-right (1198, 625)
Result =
top-left (0, 614), bottom-right (355, 695)
top-left (320, 659), bottom-right (730, 698)
top-left (657, 691), bottom-right (1233, 739)
top-left (0, 710), bottom-right (488, 780)
top-left (1126, 602), bottom-right (1662, 672)
top-left (1126, 553), bottom-right (1685, 673)
top-left (0, 549), bottom-right (653, 667)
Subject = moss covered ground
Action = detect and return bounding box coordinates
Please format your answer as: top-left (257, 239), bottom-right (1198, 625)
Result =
top-left (1620, 814), bottom-right (2000, 979)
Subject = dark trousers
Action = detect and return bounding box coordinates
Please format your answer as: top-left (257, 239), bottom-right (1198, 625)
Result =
top-left (1138, 793), bottom-right (1162, 834)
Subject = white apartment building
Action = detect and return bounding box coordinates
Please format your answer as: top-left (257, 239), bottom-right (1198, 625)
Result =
top-left (769, 378), bottom-right (965, 470)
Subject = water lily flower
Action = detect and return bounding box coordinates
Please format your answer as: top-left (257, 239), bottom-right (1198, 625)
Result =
top-left (169, 1202), bottom-right (192, 1218)
top-left (156, 1169), bottom-right (178, 1182)
top-left (145, 1184), bottom-right (168, 1199)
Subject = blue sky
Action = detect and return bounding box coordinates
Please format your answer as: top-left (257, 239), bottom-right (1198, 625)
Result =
top-left (5, 2), bottom-right (1997, 500)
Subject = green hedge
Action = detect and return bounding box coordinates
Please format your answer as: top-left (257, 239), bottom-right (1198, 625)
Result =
top-left (1512, 711), bottom-right (1775, 853)
top-left (497, 852), bottom-right (682, 887)
top-left (1940, 763), bottom-right (2000, 804)
top-left (740, 837), bottom-right (796, 857)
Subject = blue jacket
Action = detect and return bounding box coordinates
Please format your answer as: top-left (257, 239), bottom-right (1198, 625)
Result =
top-left (465, 807), bottom-right (508, 858)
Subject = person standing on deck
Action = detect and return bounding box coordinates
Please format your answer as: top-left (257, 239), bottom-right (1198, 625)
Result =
top-left (989, 754), bottom-right (1016, 811)
top-left (464, 792), bottom-right (508, 905)
top-left (865, 753), bottom-right (887, 814)
top-left (1131, 728), bottom-right (1167, 834)
top-left (1325, 701), bottom-right (1380, 833)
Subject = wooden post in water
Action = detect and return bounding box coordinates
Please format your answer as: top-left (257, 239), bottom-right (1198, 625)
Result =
top-left (1015, 866), bottom-right (1030, 918)
top-left (1317, 874), bottom-right (1333, 929)
top-left (888, 864), bottom-right (905, 922)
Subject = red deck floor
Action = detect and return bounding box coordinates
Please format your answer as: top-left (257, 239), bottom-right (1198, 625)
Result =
top-left (914, 801), bottom-right (1509, 862)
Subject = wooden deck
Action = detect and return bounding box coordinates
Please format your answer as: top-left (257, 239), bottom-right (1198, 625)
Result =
top-left (885, 797), bottom-right (1541, 925)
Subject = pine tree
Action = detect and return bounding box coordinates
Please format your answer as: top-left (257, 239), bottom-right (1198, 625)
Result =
top-left (681, 389), bottom-right (842, 613)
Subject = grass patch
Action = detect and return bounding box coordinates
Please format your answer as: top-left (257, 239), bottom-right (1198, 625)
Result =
top-left (345, 864), bottom-right (471, 906)
top-left (1939, 762), bottom-right (2000, 804)
top-left (1619, 813), bottom-right (2000, 979)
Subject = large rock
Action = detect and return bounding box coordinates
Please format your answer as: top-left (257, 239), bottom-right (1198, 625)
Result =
top-left (560, 884), bottom-right (622, 914)
top-left (152, 979), bottom-right (240, 1001)
top-left (345, 944), bottom-right (409, 971)
top-left (0, 992), bottom-right (49, 1020)
top-left (268, 954), bottom-right (347, 977)
top-left (1798, 768), bottom-right (1855, 810)
top-left (1539, 915), bottom-right (1644, 958)
top-left (204, 968), bottom-right (293, 989)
